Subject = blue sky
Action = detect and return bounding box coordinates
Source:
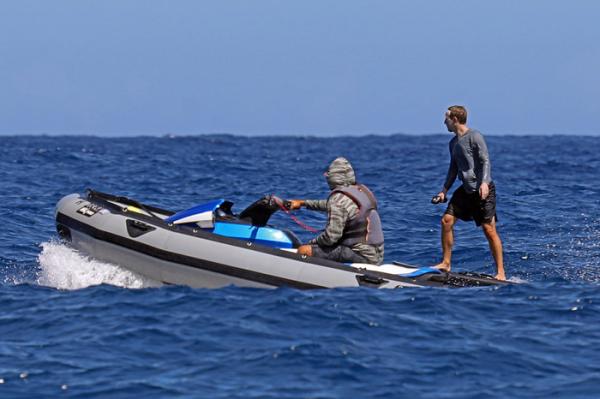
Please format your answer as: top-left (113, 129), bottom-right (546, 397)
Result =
top-left (1, 1), bottom-right (598, 136)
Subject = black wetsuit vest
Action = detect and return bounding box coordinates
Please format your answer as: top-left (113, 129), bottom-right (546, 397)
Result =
top-left (328, 184), bottom-right (384, 246)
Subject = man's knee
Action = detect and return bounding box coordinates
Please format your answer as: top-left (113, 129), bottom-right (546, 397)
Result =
top-left (441, 214), bottom-right (456, 229)
top-left (481, 221), bottom-right (497, 237)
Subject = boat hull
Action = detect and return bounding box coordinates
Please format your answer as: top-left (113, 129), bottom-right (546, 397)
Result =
top-left (55, 192), bottom-right (511, 289)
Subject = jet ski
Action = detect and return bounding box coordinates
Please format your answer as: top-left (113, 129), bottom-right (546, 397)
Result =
top-left (54, 190), bottom-right (511, 289)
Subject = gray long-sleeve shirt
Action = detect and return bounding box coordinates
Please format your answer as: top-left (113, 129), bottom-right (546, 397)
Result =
top-left (443, 129), bottom-right (492, 193)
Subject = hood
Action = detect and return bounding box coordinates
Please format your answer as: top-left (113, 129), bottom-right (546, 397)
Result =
top-left (326, 157), bottom-right (356, 190)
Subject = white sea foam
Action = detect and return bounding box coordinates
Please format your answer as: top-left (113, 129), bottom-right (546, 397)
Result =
top-left (37, 241), bottom-right (162, 290)
top-left (507, 276), bottom-right (528, 284)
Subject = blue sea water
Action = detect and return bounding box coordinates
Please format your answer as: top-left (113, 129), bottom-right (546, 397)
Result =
top-left (1, 134), bottom-right (599, 398)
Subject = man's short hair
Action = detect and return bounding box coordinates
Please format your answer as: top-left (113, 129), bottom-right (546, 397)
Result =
top-left (447, 105), bottom-right (467, 124)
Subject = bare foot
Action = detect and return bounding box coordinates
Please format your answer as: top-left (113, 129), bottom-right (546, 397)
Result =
top-left (494, 272), bottom-right (506, 281)
top-left (432, 262), bottom-right (451, 273)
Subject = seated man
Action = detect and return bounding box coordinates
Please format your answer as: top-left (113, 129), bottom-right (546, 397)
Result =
top-left (288, 157), bottom-right (384, 265)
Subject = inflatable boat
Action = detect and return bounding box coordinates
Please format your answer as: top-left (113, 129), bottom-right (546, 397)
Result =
top-left (54, 190), bottom-right (511, 289)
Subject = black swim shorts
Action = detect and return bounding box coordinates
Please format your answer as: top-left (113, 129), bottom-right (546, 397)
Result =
top-left (445, 182), bottom-right (498, 226)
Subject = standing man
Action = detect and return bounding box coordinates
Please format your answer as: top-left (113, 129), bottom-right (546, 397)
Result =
top-left (432, 105), bottom-right (506, 280)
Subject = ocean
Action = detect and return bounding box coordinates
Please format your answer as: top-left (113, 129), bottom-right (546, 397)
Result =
top-left (1, 134), bottom-right (599, 398)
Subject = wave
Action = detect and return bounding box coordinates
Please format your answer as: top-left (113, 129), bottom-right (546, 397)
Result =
top-left (36, 241), bottom-right (161, 290)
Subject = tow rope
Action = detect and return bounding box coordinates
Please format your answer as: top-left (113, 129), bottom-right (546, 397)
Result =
top-left (272, 196), bottom-right (320, 234)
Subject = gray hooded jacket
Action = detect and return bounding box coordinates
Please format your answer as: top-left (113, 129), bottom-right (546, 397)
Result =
top-left (304, 157), bottom-right (384, 265)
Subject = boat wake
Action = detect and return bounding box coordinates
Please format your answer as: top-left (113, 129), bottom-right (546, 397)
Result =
top-left (36, 241), bottom-right (162, 290)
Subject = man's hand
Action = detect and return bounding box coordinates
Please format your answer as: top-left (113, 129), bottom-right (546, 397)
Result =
top-left (297, 245), bottom-right (313, 256)
top-left (287, 200), bottom-right (305, 210)
top-left (431, 191), bottom-right (446, 204)
top-left (479, 182), bottom-right (489, 200)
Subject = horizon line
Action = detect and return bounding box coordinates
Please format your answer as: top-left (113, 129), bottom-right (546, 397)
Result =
top-left (1, 131), bottom-right (599, 138)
